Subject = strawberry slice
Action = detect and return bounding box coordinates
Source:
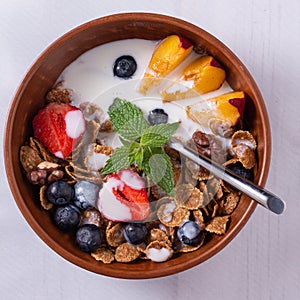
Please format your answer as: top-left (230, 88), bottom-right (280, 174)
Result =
top-left (32, 102), bottom-right (85, 158)
top-left (97, 169), bottom-right (150, 222)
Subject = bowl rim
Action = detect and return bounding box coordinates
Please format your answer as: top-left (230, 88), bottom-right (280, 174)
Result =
top-left (4, 12), bottom-right (271, 279)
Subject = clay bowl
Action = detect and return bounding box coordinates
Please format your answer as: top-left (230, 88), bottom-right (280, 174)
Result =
top-left (4, 13), bottom-right (271, 279)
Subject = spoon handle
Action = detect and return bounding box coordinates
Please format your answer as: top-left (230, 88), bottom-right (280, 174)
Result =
top-left (168, 138), bottom-right (285, 215)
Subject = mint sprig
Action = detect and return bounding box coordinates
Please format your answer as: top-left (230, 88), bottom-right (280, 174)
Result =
top-left (101, 98), bottom-right (179, 196)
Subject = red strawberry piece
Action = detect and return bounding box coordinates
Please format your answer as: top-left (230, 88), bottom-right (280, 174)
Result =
top-left (32, 102), bottom-right (85, 158)
top-left (97, 169), bottom-right (150, 222)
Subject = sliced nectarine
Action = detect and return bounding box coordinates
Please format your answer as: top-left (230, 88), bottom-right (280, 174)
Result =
top-left (162, 55), bottom-right (226, 101)
top-left (139, 35), bottom-right (193, 94)
top-left (186, 91), bottom-right (245, 127)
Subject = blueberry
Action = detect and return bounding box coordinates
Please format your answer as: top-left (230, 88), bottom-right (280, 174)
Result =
top-left (227, 162), bottom-right (253, 181)
top-left (76, 224), bottom-right (102, 252)
top-left (148, 108), bottom-right (168, 125)
top-left (123, 223), bottom-right (148, 245)
top-left (113, 55), bottom-right (137, 78)
top-left (74, 180), bottom-right (100, 210)
top-left (53, 204), bottom-right (80, 231)
top-left (177, 221), bottom-right (202, 246)
top-left (46, 181), bottom-right (74, 205)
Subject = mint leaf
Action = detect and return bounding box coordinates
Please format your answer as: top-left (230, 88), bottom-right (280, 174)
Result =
top-left (118, 117), bottom-right (148, 141)
top-left (140, 122), bottom-right (179, 147)
top-left (142, 146), bottom-right (175, 196)
top-left (140, 133), bottom-right (167, 147)
top-left (108, 98), bottom-right (149, 140)
top-left (119, 136), bottom-right (132, 146)
top-left (100, 145), bottom-right (134, 175)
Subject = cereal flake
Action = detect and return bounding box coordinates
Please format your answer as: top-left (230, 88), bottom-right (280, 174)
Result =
top-left (205, 215), bottom-right (230, 235)
top-left (91, 247), bottom-right (115, 264)
top-left (157, 201), bottom-right (190, 227)
top-left (145, 241), bottom-right (173, 262)
top-left (222, 193), bottom-right (240, 215)
top-left (115, 243), bottom-right (141, 263)
top-left (176, 185), bottom-right (203, 210)
top-left (149, 228), bottom-right (171, 245)
top-left (39, 185), bottom-right (53, 210)
top-left (106, 223), bottom-right (126, 247)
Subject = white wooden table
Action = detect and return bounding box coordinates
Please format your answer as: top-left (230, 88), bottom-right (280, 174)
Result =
top-left (1, 1), bottom-right (299, 299)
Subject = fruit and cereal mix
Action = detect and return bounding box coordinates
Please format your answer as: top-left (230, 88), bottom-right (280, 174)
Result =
top-left (19, 35), bottom-right (257, 264)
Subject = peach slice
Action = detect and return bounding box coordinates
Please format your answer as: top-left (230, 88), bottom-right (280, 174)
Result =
top-left (186, 91), bottom-right (245, 127)
top-left (139, 35), bottom-right (193, 94)
top-left (162, 56), bottom-right (226, 102)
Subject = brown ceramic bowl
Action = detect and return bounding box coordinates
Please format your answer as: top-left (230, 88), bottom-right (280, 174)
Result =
top-left (4, 13), bottom-right (271, 279)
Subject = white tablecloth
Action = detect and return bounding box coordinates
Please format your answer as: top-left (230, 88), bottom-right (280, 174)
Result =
top-left (1, 1), bottom-right (299, 299)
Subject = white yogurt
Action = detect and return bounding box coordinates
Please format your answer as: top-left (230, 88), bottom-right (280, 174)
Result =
top-left (57, 39), bottom-right (157, 106)
top-left (87, 152), bottom-right (109, 171)
top-left (57, 39), bottom-right (233, 141)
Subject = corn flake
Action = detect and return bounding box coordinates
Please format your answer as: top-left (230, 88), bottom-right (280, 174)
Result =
top-left (115, 243), bottom-right (141, 263)
top-left (149, 228), bottom-right (171, 246)
top-left (222, 193), bottom-right (240, 215)
top-left (106, 223), bottom-right (126, 247)
top-left (192, 210), bottom-right (205, 228)
top-left (145, 241), bottom-right (173, 262)
top-left (157, 200), bottom-right (190, 227)
top-left (205, 215), bottom-right (230, 235)
top-left (175, 183), bottom-right (194, 203)
top-left (176, 185), bottom-right (203, 210)
top-left (91, 247), bottom-right (115, 264)
top-left (231, 130), bottom-right (257, 150)
top-left (39, 185), bottom-right (53, 210)
top-left (234, 144), bottom-right (256, 169)
top-left (158, 224), bottom-right (175, 243)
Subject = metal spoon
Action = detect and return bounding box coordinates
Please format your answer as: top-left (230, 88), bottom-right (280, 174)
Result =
top-left (168, 138), bottom-right (285, 215)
